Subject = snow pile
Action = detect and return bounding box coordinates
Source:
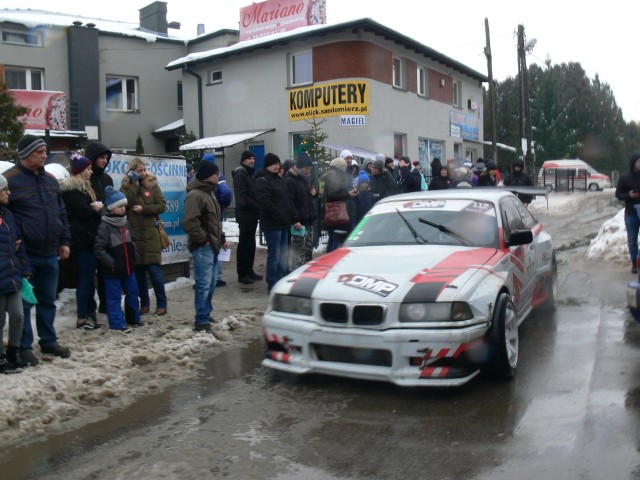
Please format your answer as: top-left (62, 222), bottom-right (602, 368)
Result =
top-left (586, 208), bottom-right (629, 261)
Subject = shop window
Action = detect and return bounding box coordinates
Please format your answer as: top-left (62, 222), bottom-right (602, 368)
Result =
top-left (394, 133), bottom-right (406, 159)
top-left (290, 50), bottom-right (312, 86)
top-left (4, 67), bottom-right (43, 90)
top-left (177, 81), bottom-right (183, 109)
top-left (106, 75), bottom-right (138, 112)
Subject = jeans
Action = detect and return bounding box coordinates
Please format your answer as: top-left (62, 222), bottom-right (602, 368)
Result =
top-left (237, 220), bottom-right (258, 278)
top-left (75, 250), bottom-right (97, 319)
top-left (135, 264), bottom-right (167, 309)
top-left (263, 229), bottom-right (289, 292)
top-left (104, 274), bottom-right (140, 330)
top-left (192, 245), bottom-right (218, 325)
top-left (21, 255), bottom-right (59, 350)
top-left (625, 212), bottom-right (640, 264)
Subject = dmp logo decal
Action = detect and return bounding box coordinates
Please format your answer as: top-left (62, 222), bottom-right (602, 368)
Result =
top-left (338, 274), bottom-right (398, 297)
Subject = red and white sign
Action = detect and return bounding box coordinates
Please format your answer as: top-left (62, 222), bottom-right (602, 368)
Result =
top-left (239, 0), bottom-right (326, 42)
top-left (9, 89), bottom-right (67, 131)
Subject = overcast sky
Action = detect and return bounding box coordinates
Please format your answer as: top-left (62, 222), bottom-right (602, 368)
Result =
top-left (4, 0), bottom-right (639, 124)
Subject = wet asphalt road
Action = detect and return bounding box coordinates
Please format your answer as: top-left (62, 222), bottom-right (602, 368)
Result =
top-left (3, 192), bottom-right (640, 480)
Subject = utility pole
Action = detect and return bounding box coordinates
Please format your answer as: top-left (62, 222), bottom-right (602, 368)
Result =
top-left (484, 18), bottom-right (497, 164)
top-left (517, 24), bottom-right (535, 176)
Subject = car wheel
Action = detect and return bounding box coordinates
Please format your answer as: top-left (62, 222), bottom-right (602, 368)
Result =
top-left (588, 183), bottom-right (599, 191)
top-left (540, 255), bottom-right (558, 311)
top-left (486, 292), bottom-right (518, 379)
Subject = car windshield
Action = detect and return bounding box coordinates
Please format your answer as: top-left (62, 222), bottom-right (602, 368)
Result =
top-left (345, 198), bottom-right (499, 248)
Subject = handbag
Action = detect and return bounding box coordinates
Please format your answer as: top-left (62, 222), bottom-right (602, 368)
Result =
top-left (155, 217), bottom-right (170, 249)
top-left (324, 200), bottom-right (349, 228)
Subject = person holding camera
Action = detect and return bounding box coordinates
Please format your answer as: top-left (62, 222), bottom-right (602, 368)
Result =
top-left (120, 157), bottom-right (168, 318)
top-left (615, 151), bottom-right (640, 273)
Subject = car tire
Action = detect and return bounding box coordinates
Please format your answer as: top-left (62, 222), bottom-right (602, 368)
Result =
top-left (588, 183), bottom-right (599, 191)
top-left (540, 255), bottom-right (558, 311)
top-left (485, 292), bottom-right (518, 379)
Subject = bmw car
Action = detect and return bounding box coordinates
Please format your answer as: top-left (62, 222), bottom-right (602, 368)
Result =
top-left (262, 189), bottom-right (556, 387)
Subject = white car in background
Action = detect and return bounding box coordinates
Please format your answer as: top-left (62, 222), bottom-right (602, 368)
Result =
top-left (262, 189), bottom-right (556, 387)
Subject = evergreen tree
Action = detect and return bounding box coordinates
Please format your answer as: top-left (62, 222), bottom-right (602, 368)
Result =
top-left (135, 134), bottom-right (144, 155)
top-left (299, 117), bottom-right (332, 168)
top-left (0, 82), bottom-right (28, 159)
top-left (179, 129), bottom-right (200, 167)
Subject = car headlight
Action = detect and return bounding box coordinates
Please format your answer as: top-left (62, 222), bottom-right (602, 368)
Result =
top-left (272, 294), bottom-right (312, 316)
top-left (399, 302), bottom-right (473, 322)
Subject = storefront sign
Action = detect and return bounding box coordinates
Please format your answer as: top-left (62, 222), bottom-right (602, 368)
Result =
top-left (107, 154), bottom-right (189, 265)
top-left (289, 80), bottom-right (369, 122)
top-left (340, 115), bottom-right (366, 126)
top-left (10, 89), bottom-right (67, 130)
top-left (449, 111), bottom-right (479, 141)
top-left (240, 0), bottom-right (326, 41)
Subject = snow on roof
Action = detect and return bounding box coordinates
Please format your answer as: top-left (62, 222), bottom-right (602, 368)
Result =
top-left (0, 8), bottom-right (192, 43)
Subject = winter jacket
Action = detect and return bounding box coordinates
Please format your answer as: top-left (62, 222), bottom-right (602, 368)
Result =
top-left (60, 176), bottom-right (101, 253)
top-left (397, 166), bottom-right (422, 193)
top-left (0, 205), bottom-right (31, 295)
top-left (284, 167), bottom-right (317, 226)
top-left (94, 214), bottom-right (136, 277)
top-left (255, 170), bottom-right (292, 230)
top-left (477, 171), bottom-right (498, 187)
top-left (503, 162), bottom-right (533, 204)
top-left (86, 141), bottom-right (114, 203)
top-left (120, 173), bottom-right (167, 265)
top-left (369, 169), bottom-right (397, 201)
top-left (232, 163), bottom-right (260, 223)
top-left (615, 152), bottom-right (640, 215)
top-left (349, 189), bottom-right (375, 227)
top-left (320, 167), bottom-right (350, 202)
top-left (215, 173), bottom-right (233, 220)
top-left (4, 163), bottom-right (71, 257)
top-left (429, 175), bottom-right (451, 190)
top-left (183, 178), bottom-right (225, 253)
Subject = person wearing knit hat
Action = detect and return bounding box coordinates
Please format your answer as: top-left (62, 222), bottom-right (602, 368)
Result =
top-left (196, 160), bottom-right (219, 181)
top-left (340, 149), bottom-right (353, 161)
top-left (202, 153), bottom-right (217, 163)
top-left (255, 152), bottom-right (292, 292)
top-left (296, 152), bottom-right (313, 169)
top-left (351, 170), bottom-right (375, 228)
top-left (0, 173), bottom-right (7, 191)
top-left (82, 141), bottom-right (114, 316)
top-left (94, 186), bottom-right (139, 333)
top-left (5, 134), bottom-right (72, 364)
top-left (233, 150), bottom-right (262, 284)
top-left (17, 134), bottom-right (47, 160)
top-left (375, 153), bottom-right (386, 162)
top-left (329, 157), bottom-right (348, 172)
top-left (369, 157), bottom-right (397, 202)
top-left (357, 170), bottom-right (370, 187)
top-left (60, 152), bottom-right (103, 330)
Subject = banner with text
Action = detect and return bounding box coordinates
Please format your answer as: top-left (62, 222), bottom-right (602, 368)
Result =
top-left (240, 0), bottom-right (326, 41)
top-left (10, 89), bottom-right (67, 130)
top-left (106, 154), bottom-right (189, 265)
top-left (449, 111), bottom-right (480, 141)
top-left (289, 80), bottom-right (370, 122)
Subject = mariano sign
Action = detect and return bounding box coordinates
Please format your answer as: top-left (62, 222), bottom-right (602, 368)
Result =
top-left (239, 0), bottom-right (326, 41)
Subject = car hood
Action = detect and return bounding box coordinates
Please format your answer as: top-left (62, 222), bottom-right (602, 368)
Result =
top-left (279, 245), bottom-right (500, 302)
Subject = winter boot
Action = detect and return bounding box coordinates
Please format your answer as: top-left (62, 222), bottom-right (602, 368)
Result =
top-left (6, 345), bottom-right (27, 369)
top-left (0, 353), bottom-right (19, 375)
top-left (633, 259), bottom-right (638, 274)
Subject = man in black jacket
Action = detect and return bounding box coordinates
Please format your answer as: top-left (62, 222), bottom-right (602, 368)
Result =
top-left (5, 134), bottom-right (72, 365)
top-left (232, 150), bottom-right (263, 284)
top-left (615, 151), bottom-right (640, 273)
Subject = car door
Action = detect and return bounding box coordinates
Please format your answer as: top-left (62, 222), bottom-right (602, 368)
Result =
top-left (500, 197), bottom-right (536, 315)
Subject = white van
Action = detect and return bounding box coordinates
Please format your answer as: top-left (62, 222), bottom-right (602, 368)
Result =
top-left (537, 159), bottom-right (611, 191)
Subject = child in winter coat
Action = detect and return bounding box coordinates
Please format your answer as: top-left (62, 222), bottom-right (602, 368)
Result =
top-left (350, 171), bottom-right (376, 229)
top-left (0, 174), bottom-right (32, 373)
top-left (94, 187), bottom-right (140, 333)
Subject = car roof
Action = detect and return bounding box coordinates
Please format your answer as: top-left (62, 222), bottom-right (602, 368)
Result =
top-left (377, 188), bottom-right (516, 204)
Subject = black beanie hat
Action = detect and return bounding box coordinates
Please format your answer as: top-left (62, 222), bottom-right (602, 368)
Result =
top-left (18, 134), bottom-right (46, 159)
top-left (241, 150), bottom-right (255, 162)
top-left (296, 152), bottom-right (313, 168)
top-left (84, 141), bottom-right (112, 163)
top-left (196, 161), bottom-right (219, 180)
top-left (264, 153), bottom-right (281, 169)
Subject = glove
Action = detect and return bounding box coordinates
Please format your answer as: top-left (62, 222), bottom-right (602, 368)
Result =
top-left (126, 169), bottom-right (140, 182)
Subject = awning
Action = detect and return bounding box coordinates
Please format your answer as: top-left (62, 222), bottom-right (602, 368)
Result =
top-left (479, 140), bottom-right (517, 152)
top-left (153, 119), bottom-right (185, 138)
top-left (179, 129), bottom-right (275, 151)
top-left (322, 143), bottom-right (379, 160)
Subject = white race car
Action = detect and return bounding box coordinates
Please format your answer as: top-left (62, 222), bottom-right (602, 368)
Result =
top-left (262, 189), bottom-right (556, 387)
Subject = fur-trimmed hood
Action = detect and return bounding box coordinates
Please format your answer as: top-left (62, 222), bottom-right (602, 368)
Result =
top-left (60, 175), bottom-right (96, 196)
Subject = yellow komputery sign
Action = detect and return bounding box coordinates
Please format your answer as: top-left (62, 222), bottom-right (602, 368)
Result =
top-left (288, 80), bottom-right (370, 121)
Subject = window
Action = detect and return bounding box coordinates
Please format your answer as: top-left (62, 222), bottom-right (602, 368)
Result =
top-left (394, 133), bottom-right (406, 159)
top-left (106, 76), bottom-right (138, 112)
top-left (392, 57), bottom-right (404, 88)
top-left (2, 27), bottom-right (43, 46)
top-left (417, 67), bottom-right (427, 97)
top-left (290, 51), bottom-right (312, 86)
top-left (4, 67), bottom-right (43, 90)
top-left (453, 80), bottom-right (461, 108)
top-left (177, 81), bottom-right (183, 109)
top-left (208, 70), bottom-right (222, 84)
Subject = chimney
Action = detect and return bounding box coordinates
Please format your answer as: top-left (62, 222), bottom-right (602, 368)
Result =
top-left (139, 1), bottom-right (168, 35)
top-left (197, 24), bottom-right (205, 36)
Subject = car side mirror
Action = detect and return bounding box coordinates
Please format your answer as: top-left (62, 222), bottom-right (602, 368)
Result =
top-left (507, 229), bottom-right (533, 246)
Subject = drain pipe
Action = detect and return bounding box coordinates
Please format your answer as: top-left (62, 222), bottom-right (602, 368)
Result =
top-left (185, 66), bottom-right (203, 138)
